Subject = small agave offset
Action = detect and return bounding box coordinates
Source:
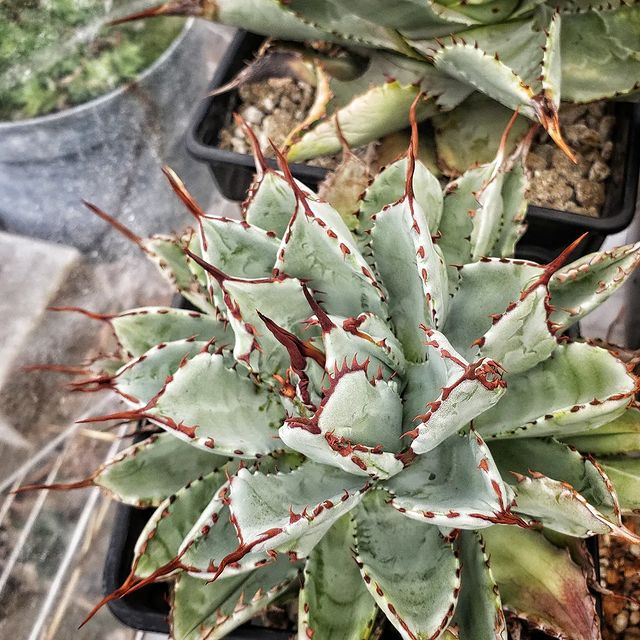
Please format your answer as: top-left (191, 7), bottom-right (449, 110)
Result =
top-left (32, 111), bottom-right (640, 640)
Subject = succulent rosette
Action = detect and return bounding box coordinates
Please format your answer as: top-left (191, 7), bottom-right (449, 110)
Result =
top-left (39, 118), bottom-right (640, 640)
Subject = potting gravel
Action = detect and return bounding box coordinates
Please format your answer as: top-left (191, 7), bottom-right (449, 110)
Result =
top-left (218, 79), bottom-right (615, 217)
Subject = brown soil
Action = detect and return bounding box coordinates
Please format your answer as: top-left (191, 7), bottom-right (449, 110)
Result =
top-left (525, 102), bottom-right (615, 217)
top-left (600, 518), bottom-right (640, 639)
top-left (218, 80), bottom-right (615, 217)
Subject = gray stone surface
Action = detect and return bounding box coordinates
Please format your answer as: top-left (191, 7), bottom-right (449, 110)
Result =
top-left (0, 233), bottom-right (80, 390)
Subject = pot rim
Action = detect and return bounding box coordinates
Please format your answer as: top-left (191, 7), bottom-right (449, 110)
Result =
top-left (0, 17), bottom-right (194, 130)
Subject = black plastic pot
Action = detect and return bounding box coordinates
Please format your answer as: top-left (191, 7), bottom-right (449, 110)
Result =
top-left (186, 31), bottom-right (640, 259)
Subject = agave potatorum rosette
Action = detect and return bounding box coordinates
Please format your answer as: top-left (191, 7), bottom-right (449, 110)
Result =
top-left (34, 115), bottom-right (640, 640)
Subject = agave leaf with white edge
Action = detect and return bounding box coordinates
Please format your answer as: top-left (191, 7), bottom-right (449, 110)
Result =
top-left (114, 339), bottom-right (209, 406)
top-left (320, 312), bottom-right (407, 382)
top-left (198, 217), bottom-right (280, 280)
top-left (220, 276), bottom-right (317, 375)
top-left (385, 431), bottom-right (512, 529)
top-left (110, 307), bottom-right (232, 359)
top-left (287, 81), bottom-right (433, 162)
top-left (452, 530), bottom-right (507, 640)
top-left (549, 242), bottom-right (640, 332)
top-left (244, 171), bottom-right (298, 238)
top-left (359, 157), bottom-right (444, 232)
top-left (143, 235), bottom-right (216, 315)
top-left (275, 195), bottom-right (386, 318)
top-left (443, 259), bottom-right (546, 360)
top-left (475, 342), bottom-right (635, 439)
top-left (133, 468), bottom-right (230, 579)
top-left (298, 514), bottom-right (378, 640)
top-left (403, 329), bottom-right (506, 454)
top-left (598, 457), bottom-right (640, 515)
top-left (95, 433), bottom-right (229, 507)
top-left (145, 352), bottom-right (285, 457)
top-left (171, 557), bottom-right (299, 640)
top-left (562, 405), bottom-right (640, 455)
top-left (489, 437), bottom-right (623, 537)
top-left (180, 453), bottom-right (304, 578)
top-left (482, 526), bottom-right (600, 640)
top-left (280, 365), bottom-right (404, 479)
top-left (225, 462), bottom-right (369, 563)
top-left (477, 283), bottom-right (557, 375)
top-left (353, 490), bottom-right (460, 640)
top-left (371, 197), bottom-right (449, 353)
top-left (492, 161), bottom-right (528, 258)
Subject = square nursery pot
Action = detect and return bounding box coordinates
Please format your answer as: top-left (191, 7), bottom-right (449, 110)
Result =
top-left (104, 501), bottom-right (602, 638)
top-left (186, 31), bottom-right (640, 261)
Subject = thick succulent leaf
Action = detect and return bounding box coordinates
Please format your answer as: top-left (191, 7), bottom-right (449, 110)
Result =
top-left (492, 162), bottom-right (528, 258)
top-left (359, 157), bottom-right (444, 232)
top-left (371, 198), bottom-right (449, 356)
top-left (110, 307), bottom-right (232, 358)
top-left (275, 196), bottom-right (386, 318)
top-left (452, 530), bottom-right (507, 640)
top-left (114, 339), bottom-right (208, 406)
top-left (489, 437), bottom-right (621, 536)
top-left (322, 313), bottom-right (407, 382)
top-left (437, 165), bottom-right (490, 282)
top-left (560, 5), bottom-right (640, 102)
top-left (287, 81), bottom-right (431, 162)
top-left (443, 259), bottom-right (545, 360)
top-left (562, 405), bottom-right (640, 455)
top-left (227, 462), bottom-right (369, 560)
top-left (144, 235), bottom-right (215, 315)
top-left (281, 0), bottom-right (415, 51)
top-left (404, 329), bottom-right (506, 454)
top-left (221, 276), bottom-right (315, 375)
top-left (475, 342), bottom-right (635, 439)
top-left (386, 431), bottom-right (510, 529)
top-left (147, 352), bottom-right (285, 457)
top-left (598, 457), bottom-right (640, 514)
top-left (171, 557), bottom-right (299, 640)
top-left (482, 526), bottom-right (600, 640)
top-left (431, 41), bottom-right (536, 119)
top-left (133, 468), bottom-right (230, 579)
top-left (541, 11), bottom-right (562, 109)
top-left (477, 284), bottom-right (557, 375)
top-left (298, 514), bottom-right (378, 640)
top-left (549, 242), bottom-right (640, 331)
top-left (198, 217), bottom-right (280, 280)
top-left (280, 366), bottom-right (404, 478)
top-left (353, 490), bottom-right (459, 640)
top-left (95, 433), bottom-right (228, 507)
top-left (180, 454), bottom-right (304, 577)
top-left (432, 93), bottom-right (529, 176)
top-left (244, 171), bottom-right (297, 238)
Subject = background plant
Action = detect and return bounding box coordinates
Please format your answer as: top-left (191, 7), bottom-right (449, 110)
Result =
top-left (116, 0), bottom-right (640, 164)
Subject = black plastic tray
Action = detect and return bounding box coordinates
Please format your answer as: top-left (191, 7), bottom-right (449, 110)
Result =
top-left (186, 31), bottom-right (640, 259)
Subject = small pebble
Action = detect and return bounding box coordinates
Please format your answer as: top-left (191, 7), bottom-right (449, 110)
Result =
top-left (242, 105), bottom-right (263, 125)
top-left (589, 159), bottom-right (611, 182)
top-left (575, 179), bottom-right (605, 208)
top-left (629, 544), bottom-right (640, 558)
top-left (615, 610), bottom-right (630, 633)
top-left (630, 610), bottom-right (640, 625)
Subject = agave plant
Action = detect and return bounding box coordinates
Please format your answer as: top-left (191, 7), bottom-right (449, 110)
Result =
top-left (30, 113), bottom-right (640, 640)
top-left (116, 0), bottom-right (640, 163)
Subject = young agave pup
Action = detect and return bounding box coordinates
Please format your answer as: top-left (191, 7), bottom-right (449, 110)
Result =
top-left (32, 110), bottom-right (640, 639)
